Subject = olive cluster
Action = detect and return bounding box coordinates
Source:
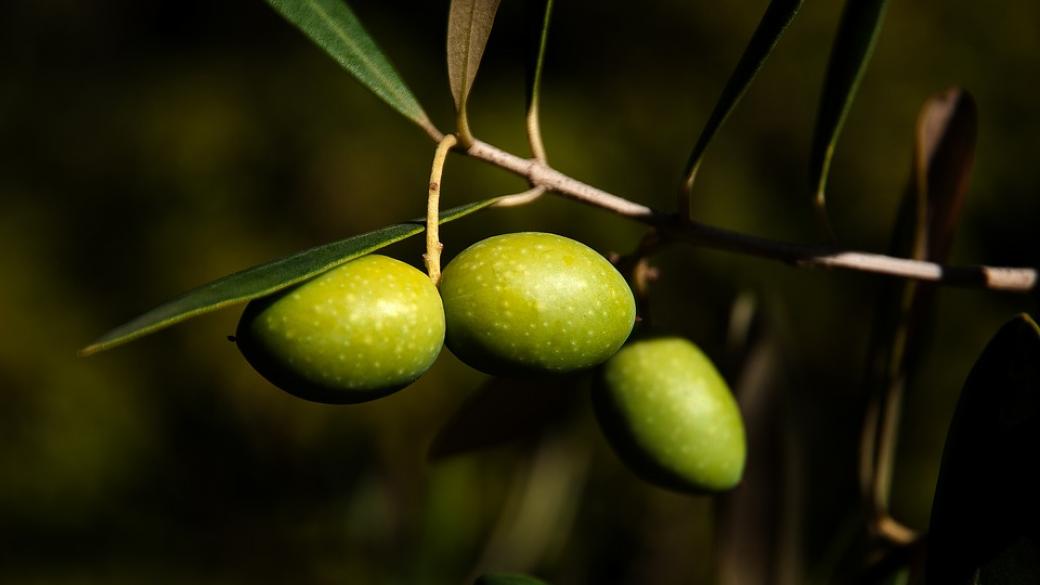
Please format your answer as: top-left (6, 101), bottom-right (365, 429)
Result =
top-left (237, 232), bottom-right (745, 492)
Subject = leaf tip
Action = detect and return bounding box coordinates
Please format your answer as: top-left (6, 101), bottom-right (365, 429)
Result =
top-left (78, 344), bottom-right (100, 358)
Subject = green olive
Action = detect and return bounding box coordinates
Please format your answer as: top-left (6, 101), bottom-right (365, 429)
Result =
top-left (439, 232), bottom-right (636, 376)
top-left (236, 254), bottom-right (444, 403)
top-left (593, 336), bottom-right (746, 493)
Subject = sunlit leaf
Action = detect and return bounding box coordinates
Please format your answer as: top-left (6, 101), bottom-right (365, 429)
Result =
top-left (81, 199), bottom-right (499, 356)
top-left (265, 0), bottom-right (438, 136)
top-left (681, 0), bottom-right (803, 191)
top-left (808, 0), bottom-right (890, 220)
top-left (926, 314), bottom-right (1040, 584)
top-left (447, 0), bottom-right (502, 112)
top-left (475, 573), bottom-right (552, 585)
top-left (428, 374), bottom-right (583, 460)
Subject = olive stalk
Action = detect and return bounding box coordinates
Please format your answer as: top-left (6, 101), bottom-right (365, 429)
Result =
top-left (425, 134), bottom-right (458, 285)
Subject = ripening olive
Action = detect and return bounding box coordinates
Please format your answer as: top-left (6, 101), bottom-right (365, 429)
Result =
top-left (236, 254), bottom-right (445, 404)
top-left (593, 336), bottom-right (746, 493)
top-left (439, 232), bottom-right (636, 376)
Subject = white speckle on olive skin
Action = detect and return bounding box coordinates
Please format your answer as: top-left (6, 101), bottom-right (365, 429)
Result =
top-left (236, 254), bottom-right (445, 403)
top-left (439, 232), bottom-right (636, 376)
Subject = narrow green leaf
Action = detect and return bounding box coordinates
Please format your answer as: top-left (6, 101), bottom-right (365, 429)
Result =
top-left (80, 199), bottom-right (499, 356)
top-left (926, 314), bottom-right (1040, 585)
top-left (808, 0), bottom-right (890, 217)
top-left (524, 0), bottom-right (554, 162)
top-left (428, 374), bottom-right (582, 460)
top-left (681, 0), bottom-right (803, 191)
top-left (475, 573), bottom-right (552, 585)
top-left (265, 0), bottom-right (438, 137)
top-left (524, 0), bottom-right (554, 111)
top-left (447, 0), bottom-right (502, 112)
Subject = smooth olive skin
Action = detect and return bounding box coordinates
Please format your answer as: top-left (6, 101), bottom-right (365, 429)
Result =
top-left (593, 337), bottom-right (746, 493)
top-left (236, 255), bottom-right (445, 404)
top-left (439, 232), bottom-right (636, 376)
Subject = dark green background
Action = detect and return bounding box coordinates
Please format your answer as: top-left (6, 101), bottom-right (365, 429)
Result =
top-left (1, 0), bottom-right (1037, 583)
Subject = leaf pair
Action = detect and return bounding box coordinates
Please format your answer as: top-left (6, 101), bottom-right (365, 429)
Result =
top-left (683, 0), bottom-right (891, 234)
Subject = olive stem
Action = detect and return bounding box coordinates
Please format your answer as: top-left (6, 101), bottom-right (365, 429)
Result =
top-left (456, 102), bottom-right (475, 149)
top-left (426, 134), bottom-right (458, 285)
top-left (612, 231), bottom-right (663, 326)
top-left (494, 186), bottom-right (546, 207)
top-left (460, 139), bottom-right (1038, 293)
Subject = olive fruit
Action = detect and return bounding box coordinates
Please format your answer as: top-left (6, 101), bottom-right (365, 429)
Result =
top-left (593, 336), bottom-right (746, 493)
top-left (236, 254), bottom-right (445, 404)
top-left (439, 232), bottom-right (636, 376)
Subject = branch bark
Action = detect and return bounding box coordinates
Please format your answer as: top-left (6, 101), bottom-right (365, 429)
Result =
top-left (464, 139), bottom-right (1037, 293)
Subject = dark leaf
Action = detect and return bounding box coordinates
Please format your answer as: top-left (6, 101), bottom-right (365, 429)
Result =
top-left (808, 0), bottom-right (891, 216)
top-left (681, 0), bottom-right (803, 191)
top-left (264, 0), bottom-right (437, 136)
top-left (717, 306), bottom-right (801, 585)
top-left (914, 88), bottom-right (977, 263)
top-left (926, 314), bottom-right (1040, 585)
top-left (81, 199), bottom-right (499, 356)
top-left (860, 89), bottom-right (978, 509)
top-left (428, 374), bottom-right (583, 460)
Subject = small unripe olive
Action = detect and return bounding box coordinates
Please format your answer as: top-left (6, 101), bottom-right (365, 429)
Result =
top-left (439, 232), bottom-right (636, 376)
top-left (593, 337), bottom-right (746, 493)
top-left (236, 254), bottom-right (445, 404)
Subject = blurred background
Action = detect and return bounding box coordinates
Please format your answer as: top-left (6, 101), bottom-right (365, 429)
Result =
top-left (1, 0), bottom-right (1037, 583)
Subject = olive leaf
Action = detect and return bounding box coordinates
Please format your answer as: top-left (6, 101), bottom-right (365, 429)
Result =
top-left (523, 0), bottom-right (554, 160)
top-left (475, 573), bottom-right (553, 585)
top-left (925, 314), bottom-right (1040, 584)
top-left (264, 0), bottom-right (438, 137)
top-left (447, 0), bottom-right (502, 114)
top-left (860, 89), bottom-right (978, 508)
top-left (80, 199), bottom-right (499, 356)
top-left (524, 0), bottom-right (553, 112)
top-left (681, 0), bottom-right (803, 191)
top-left (808, 0), bottom-right (891, 223)
top-left (428, 374), bottom-right (583, 460)
top-left (716, 308), bottom-right (801, 585)
top-left (914, 88), bottom-right (977, 263)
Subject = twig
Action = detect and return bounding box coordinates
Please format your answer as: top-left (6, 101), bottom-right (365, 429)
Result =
top-left (462, 139), bottom-right (1038, 293)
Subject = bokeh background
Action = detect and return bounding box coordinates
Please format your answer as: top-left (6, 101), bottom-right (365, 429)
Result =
top-left (1, 0), bottom-right (1038, 583)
